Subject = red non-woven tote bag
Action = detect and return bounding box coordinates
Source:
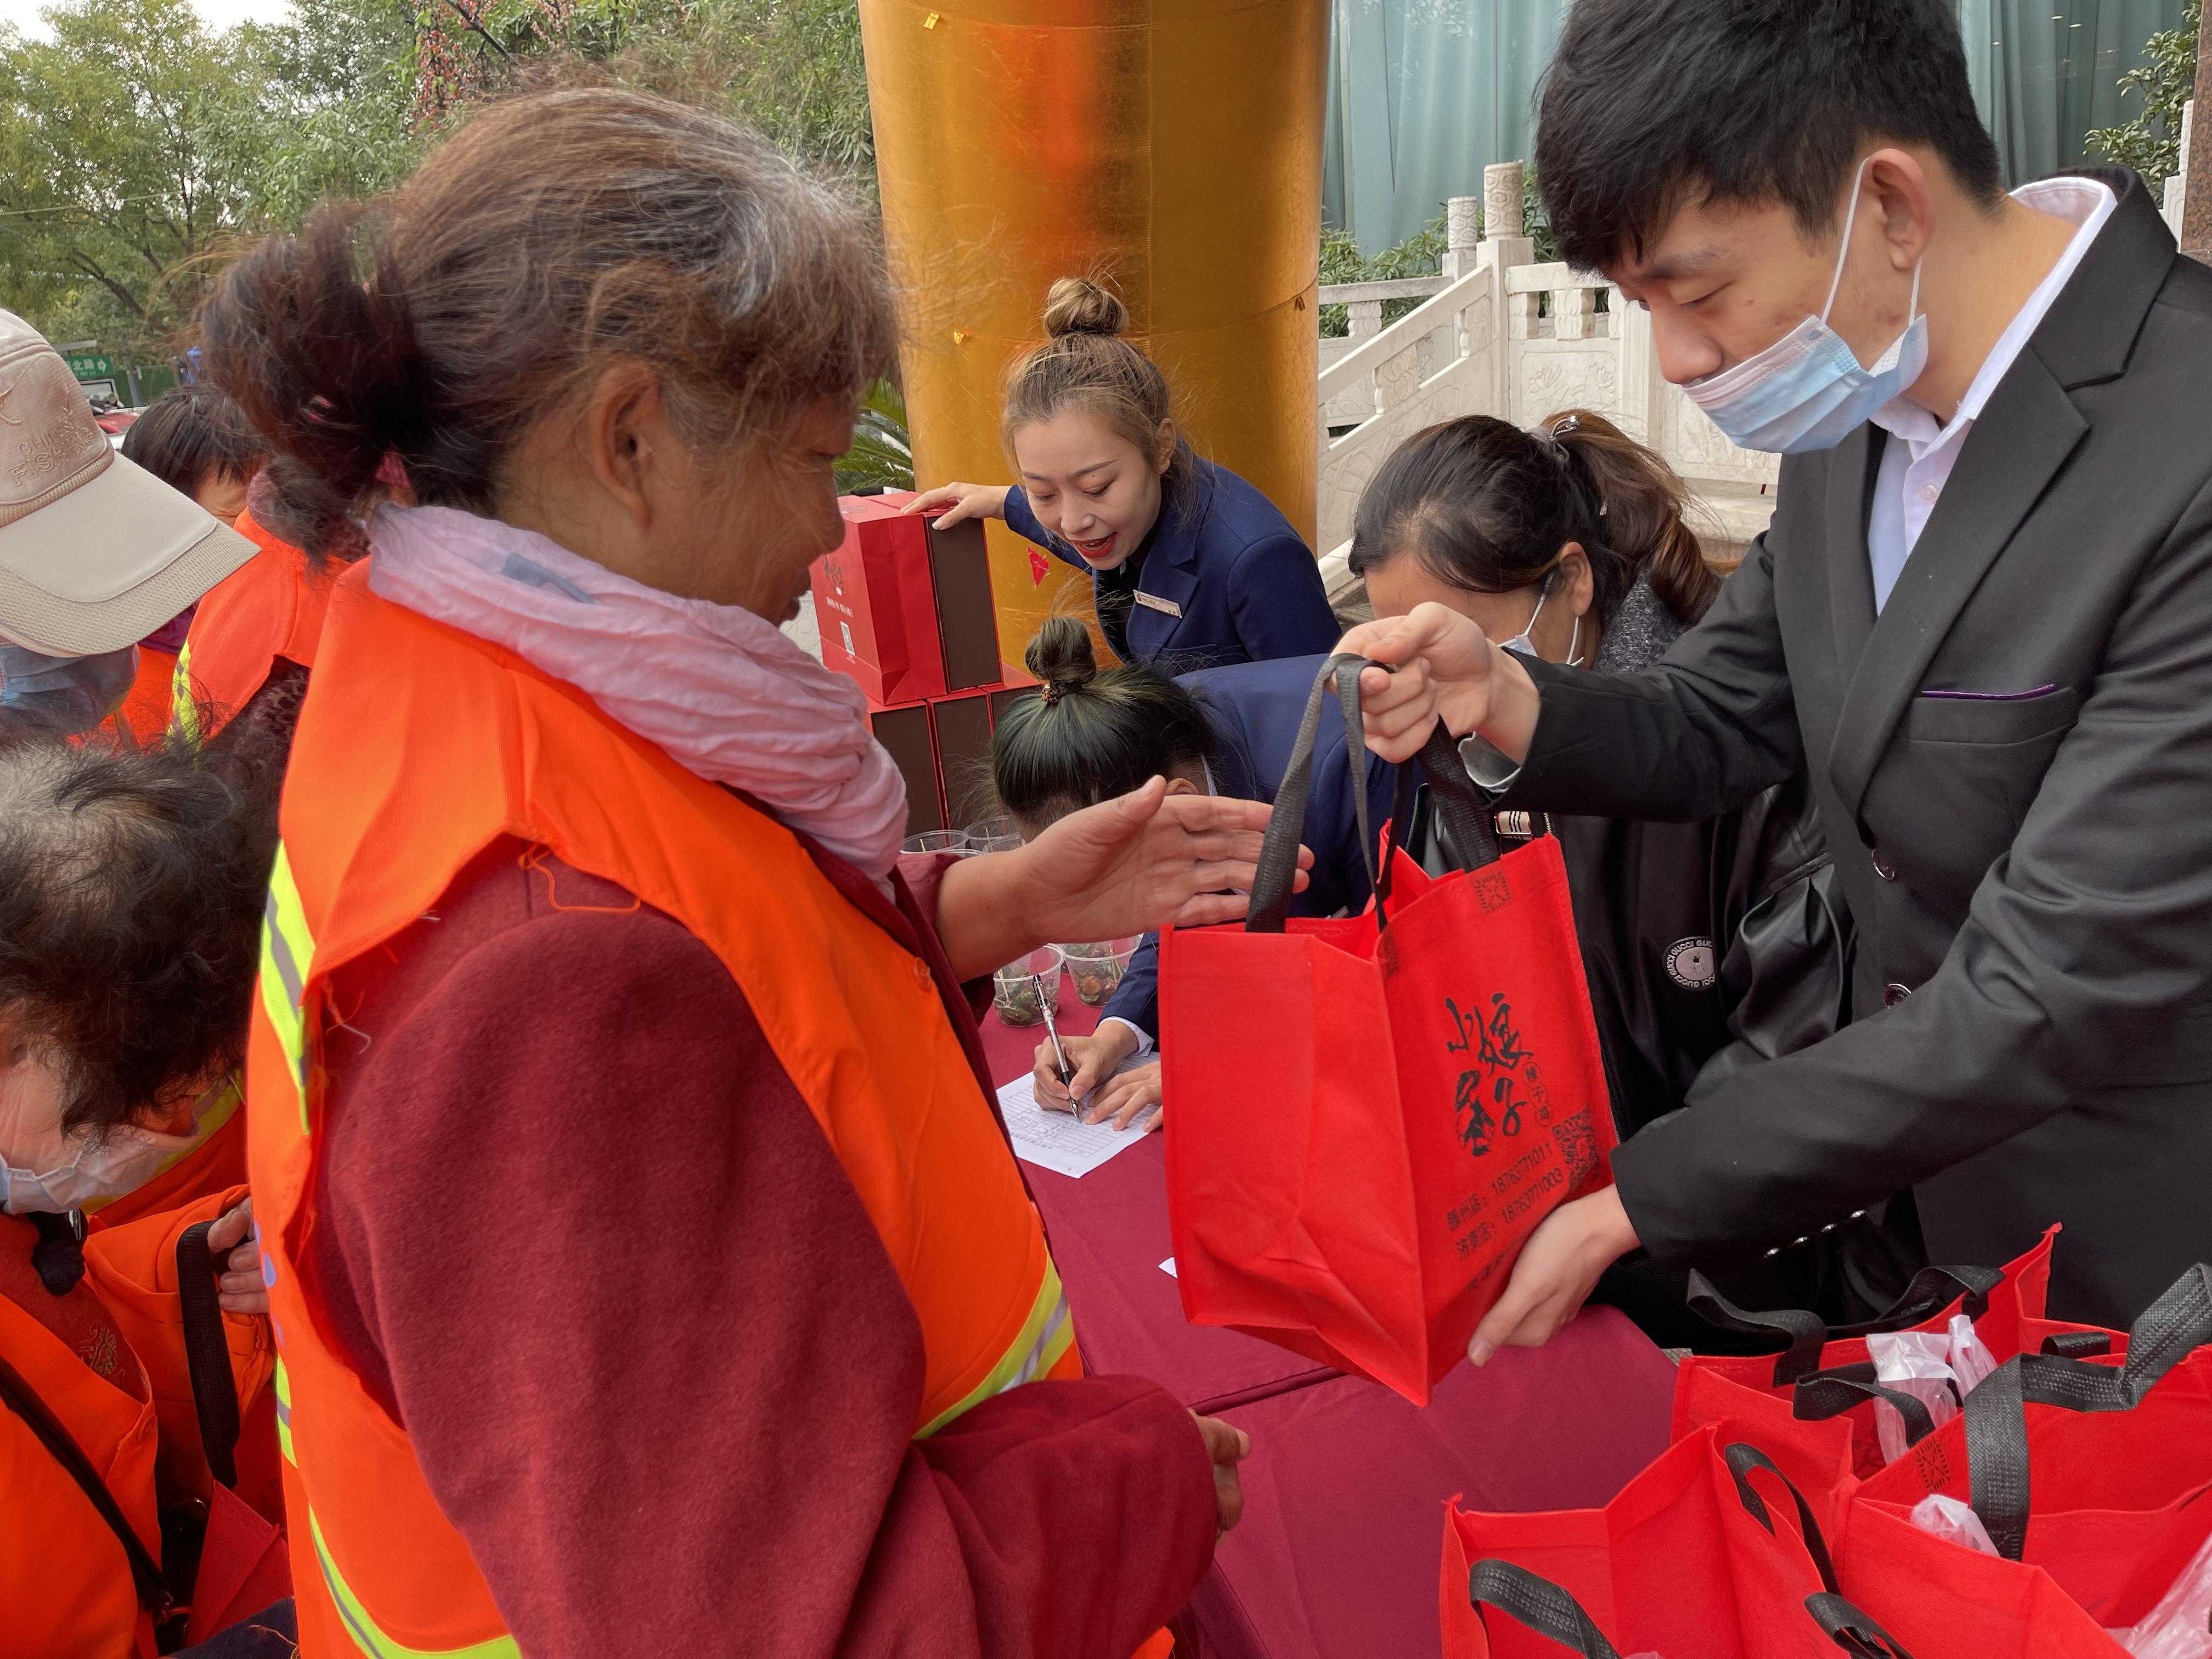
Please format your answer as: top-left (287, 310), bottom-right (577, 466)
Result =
top-left (1833, 1266), bottom-right (2212, 1644)
top-left (1160, 656), bottom-right (1615, 1403)
top-left (1670, 1227), bottom-right (2118, 1483)
top-left (1441, 1425), bottom-right (1912, 1658)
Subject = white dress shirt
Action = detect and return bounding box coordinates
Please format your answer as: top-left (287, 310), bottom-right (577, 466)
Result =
top-left (1866, 177), bottom-right (2117, 612)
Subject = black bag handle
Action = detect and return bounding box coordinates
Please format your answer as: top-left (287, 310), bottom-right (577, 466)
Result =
top-left (176, 1219), bottom-right (242, 1489)
top-left (1248, 659), bottom-right (1498, 934)
top-left (1790, 1362), bottom-right (1942, 1448)
top-left (0, 1346), bottom-right (175, 1623)
top-left (1465, 1560), bottom-right (1622, 1657)
top-left (1247, 654), bottom-right (1374, 935)
top-left (1722, 1443), bottom-right (1921, 1658)
top-left (1964, 1262), bottom-right (2212, 1560)
top-left (1688, 1263), bottom-right (2002, 1387)
top-left (1804, 1594), bottom-right (1919, 1658)
top-left (2038, 1329), bottom-right (2114, 1359)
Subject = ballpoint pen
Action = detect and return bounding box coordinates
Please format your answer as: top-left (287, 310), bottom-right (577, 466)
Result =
top-left (1034, 974), bottom-right (1081, 1120)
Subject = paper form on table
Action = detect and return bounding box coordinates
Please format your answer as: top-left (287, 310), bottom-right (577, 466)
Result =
top-left (996, 1060), bottom-right (1156, 1179)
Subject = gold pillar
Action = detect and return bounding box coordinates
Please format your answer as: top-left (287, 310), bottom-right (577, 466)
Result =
top-left (859, 0), bottom-right (1328, 675)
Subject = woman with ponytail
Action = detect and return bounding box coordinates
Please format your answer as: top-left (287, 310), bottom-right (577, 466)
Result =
top-left (1348, 410), bottom-right (1869, 1348)
top-left (991, 616), bottom-right (1396, 1131)
top-left (201, 87), bottom-right (1272, 1657)
top-left (905, 278), bottom-right (1340, 672)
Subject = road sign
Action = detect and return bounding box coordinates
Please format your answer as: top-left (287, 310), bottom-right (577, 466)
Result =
top-left (64, 351), bottom-right (116, 383)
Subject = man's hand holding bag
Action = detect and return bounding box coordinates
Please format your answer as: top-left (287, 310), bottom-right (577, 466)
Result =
top-left (1159, 654), bottom-right (1617, 1403)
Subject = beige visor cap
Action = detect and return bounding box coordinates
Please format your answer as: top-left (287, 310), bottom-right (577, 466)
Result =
top-left (0, 312), bottom-right (255, 657)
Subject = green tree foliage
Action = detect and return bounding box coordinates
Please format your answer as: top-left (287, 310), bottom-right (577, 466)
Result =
top-left (836, 377), bottom-right (912, 492)
top-left (1, 0), bottom-right (256, 354)
top-left (2086, 0), bottom-right (2200, 188)
top-left (0, 0), bottom-right (874, 362)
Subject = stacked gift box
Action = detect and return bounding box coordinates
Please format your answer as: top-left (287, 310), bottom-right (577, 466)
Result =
top-left (811, 489), bottom-right (1039, 835)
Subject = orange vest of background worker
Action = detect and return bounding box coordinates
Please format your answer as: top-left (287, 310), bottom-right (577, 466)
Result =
top-left (105, 645), bottom-right (179, 745)
top-left (249, 579), bottom-right (1085, 1657)
top-left (169, 506), bottom-right (331, 743)
top-left (0, 1186), bottom-right (285, 1659)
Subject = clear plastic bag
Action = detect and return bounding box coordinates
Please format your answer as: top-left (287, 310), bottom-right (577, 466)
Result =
top-left (1909, 1493), bottom-right (2000, 1557)
top-left (1946, 1312), bottom-right (1999, 1396)
top-left (2118, 1522), bottom-right (2212, 1658)
top-left (1867, 1329), bottom-right (1962, 1464)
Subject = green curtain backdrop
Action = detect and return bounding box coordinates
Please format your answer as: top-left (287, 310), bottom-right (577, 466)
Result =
top-left (1323, 0), bottom-right (2188, 253)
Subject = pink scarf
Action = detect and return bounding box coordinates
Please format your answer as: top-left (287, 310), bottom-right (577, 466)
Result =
top-left (366, 505), bottom-right (907, 881)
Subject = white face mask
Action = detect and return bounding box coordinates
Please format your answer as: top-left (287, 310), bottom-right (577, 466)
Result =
top-left (0, 1053), bottom-right (200, 1215)
top-left (1682, 156), bottom-right (1929, 455)
top-left (1498, 578), bottom-right (1585, 667)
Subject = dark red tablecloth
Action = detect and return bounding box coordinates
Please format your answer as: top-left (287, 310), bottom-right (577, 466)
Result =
top-left (1183, 1310), bottom-right (1675, 1659)
top-left (979, 1005), bottom-right (1678, 1659)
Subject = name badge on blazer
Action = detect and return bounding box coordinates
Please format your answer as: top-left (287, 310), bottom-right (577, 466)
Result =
top-left (1133, 591), bottom-right (1183, 618)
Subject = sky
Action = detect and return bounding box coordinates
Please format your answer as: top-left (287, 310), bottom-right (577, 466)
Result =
top-left (1, 0), bottom-right (294, 36)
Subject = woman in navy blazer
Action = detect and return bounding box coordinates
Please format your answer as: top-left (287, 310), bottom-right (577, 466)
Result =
top-left (905, 278), bottom-right (1339, 672)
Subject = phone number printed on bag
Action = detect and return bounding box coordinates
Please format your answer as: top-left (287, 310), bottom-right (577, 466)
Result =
top-left (1444, 992), bottom-right (1548, 1160)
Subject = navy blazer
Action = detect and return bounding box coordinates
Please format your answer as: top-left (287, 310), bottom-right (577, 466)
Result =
top-left (1004, 458), bottom-right (1340, 672)
top-left (1101, 654), bottom-right (1400, 1040)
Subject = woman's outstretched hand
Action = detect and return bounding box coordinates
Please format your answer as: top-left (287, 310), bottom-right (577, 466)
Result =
top-left (1018, 777), bottom-right (1307, 944)
top-left (932, 778), bottom-right (1308, 981)
top-left (1334, 603), bottom-right (1539, 765)
top-left (901, 482), bottom-right (1007, 529)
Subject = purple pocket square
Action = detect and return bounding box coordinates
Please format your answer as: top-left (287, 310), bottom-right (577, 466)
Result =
top-left (1918, 684), bottom-right (2058, 702)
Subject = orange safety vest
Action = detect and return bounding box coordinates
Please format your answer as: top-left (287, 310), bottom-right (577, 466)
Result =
top-left (170, 508), bottom-right (332, 743)
top-left (250, 570), bottom-right (1081, 1657)
top-left (0, 1186), bottom-right (275, 1659)
top-left (103, 644), bottom-right (177, 746)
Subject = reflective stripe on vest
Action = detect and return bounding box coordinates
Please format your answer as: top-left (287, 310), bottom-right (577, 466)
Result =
top-left (309, 1513), bottom-right (520, 1659)
top-left (261, 845), bottom-right (311, 1125)
top-left (274, 1355), bottom-right (295, 1465)
top-left (169, 639), bottom-right (202, 744)
top-left (918, 1262), bottom-right (1074, 1436)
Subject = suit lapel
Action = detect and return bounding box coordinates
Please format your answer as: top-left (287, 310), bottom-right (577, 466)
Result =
top-left (1128, 492), bottom-right (1205, 662)
top-left (1825, 354), bottom-right (2088, 830)
top-left (1825, 426), bottom-right (1882, 679)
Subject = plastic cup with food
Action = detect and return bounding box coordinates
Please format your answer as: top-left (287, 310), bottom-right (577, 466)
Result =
top-left (1059, 937), bottom-right (1142, 1007)
top-left (992, 946), bottom-right (1064, 1026)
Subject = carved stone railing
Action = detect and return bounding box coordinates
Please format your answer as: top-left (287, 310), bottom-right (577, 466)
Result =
top-left (1316, 161), bottom-right (1781, 599)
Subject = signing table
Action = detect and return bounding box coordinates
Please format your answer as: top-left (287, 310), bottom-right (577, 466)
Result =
top-left (980, 1003), bottom-right (1678, 1659)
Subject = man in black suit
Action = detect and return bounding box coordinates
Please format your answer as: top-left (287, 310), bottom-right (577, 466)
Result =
top-left (1345, 0), bottom-right (2212, 1336)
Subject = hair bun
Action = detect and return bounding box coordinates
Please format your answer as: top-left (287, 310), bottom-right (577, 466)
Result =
top-left (1042, 277), bottom-right (1128, 340)
top-left (1023, 614), bottom-right (1101, 697)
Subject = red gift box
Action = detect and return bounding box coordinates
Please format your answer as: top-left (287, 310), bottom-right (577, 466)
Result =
top-left (869, 683), bottom-right (1045, 837)
top-left (814, 491), bottom-right (1002, 705)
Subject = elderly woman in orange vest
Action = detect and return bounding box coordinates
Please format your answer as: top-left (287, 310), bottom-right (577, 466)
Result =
top-left (202, 88), bottom-right (1285, 1659)
top-left (0, 736), bottom-right (293, 1657)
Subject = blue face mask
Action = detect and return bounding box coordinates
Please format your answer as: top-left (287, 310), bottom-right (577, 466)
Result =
top-left (1683, 158), bottom-right (1928, 455)
top-left (0, 642), bottom-right (139, 735)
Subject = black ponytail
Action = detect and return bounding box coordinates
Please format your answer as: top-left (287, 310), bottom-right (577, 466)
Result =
top-left (991, 617), bottom-right (1216, 831)
top-left (1346, 408), bottom-right (1720, 628)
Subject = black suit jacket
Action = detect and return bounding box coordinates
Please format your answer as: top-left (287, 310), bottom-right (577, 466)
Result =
top-left (1499, 170), bottom-right (2212, 1326)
